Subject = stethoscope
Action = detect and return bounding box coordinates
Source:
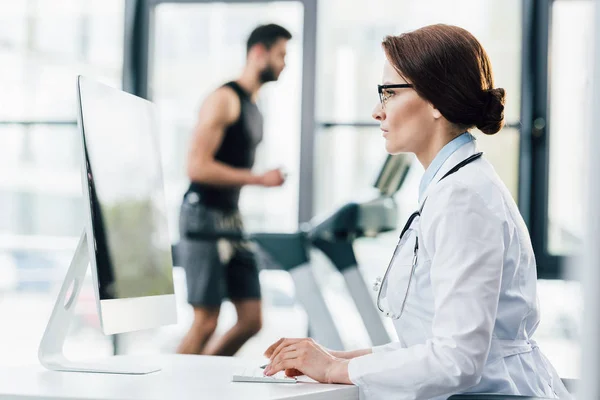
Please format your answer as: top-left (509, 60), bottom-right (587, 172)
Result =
top-left (373, 152), bottom-right (483, 320)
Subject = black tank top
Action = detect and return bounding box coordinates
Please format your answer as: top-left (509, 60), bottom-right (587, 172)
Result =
top-left (188, 81), bottom-right (263, 210)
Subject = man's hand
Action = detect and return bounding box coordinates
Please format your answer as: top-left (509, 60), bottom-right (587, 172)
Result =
top-left (258, 169), bottom-right (285, 187)
top-left (263, 338), bottom-right (352, 384)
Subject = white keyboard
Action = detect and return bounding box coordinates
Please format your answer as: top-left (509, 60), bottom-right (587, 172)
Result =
top-left (232, 367), bottom-right (297, 384)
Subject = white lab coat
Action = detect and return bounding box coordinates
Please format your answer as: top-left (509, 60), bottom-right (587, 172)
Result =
top-left (348, 142), bottom-right (572, 400)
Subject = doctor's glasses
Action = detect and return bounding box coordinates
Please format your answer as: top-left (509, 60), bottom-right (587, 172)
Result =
top-left (374, 210), bottom-right (420, 320)
top-left (378, 83), bottom-right (414, 109)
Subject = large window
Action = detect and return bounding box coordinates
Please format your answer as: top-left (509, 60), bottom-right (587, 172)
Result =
top-left (0, 0), bottom-right (124, 366)
top-left (547, 0), bottom-right (595, 256)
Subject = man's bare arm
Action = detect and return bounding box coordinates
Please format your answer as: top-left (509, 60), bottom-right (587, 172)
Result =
top-left (186, 87), bottom-right (266, 186)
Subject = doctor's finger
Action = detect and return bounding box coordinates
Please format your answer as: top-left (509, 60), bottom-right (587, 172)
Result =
top-left (265, 338), bottom-right (301, 357)
top-left (266, 358), bottom-right (301, 376)
top-left (271, 348), bottom-right (300, 367)
top-left (270, 338), bottom-right (305, 361)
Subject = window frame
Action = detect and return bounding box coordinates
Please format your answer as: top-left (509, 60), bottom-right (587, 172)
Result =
top-left (520, 0), bottom-right (572, 280)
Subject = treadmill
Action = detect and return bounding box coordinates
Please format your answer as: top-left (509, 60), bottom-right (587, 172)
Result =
top-left (308, 153), bottom-right (412, 346)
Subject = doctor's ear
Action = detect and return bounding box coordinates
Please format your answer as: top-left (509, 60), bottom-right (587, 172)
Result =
top-left (431, 105), bottom-right (443, 120)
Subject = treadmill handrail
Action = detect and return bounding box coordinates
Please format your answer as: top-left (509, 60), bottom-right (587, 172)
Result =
top-left (185, 230), bottom-right (246, 240)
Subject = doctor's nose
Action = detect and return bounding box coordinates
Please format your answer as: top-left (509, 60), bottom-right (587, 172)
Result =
top-left (372, 102), bottom-right (385, 121)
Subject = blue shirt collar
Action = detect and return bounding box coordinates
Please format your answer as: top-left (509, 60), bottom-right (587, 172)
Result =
top-left (418, 132), bottom-right (475, 203)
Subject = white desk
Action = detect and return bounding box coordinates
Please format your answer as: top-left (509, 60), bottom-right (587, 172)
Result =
top-left (0, 355), bottom-right (358, 400)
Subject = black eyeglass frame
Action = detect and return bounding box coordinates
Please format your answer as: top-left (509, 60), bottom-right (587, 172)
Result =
top-left (378, 84), bottom-right (414, 106)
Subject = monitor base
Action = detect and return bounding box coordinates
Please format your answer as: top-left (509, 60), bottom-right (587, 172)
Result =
top-left (37, 231), bottom-right (161, 375)
top-left (42, 356), bottom-right (160, 375)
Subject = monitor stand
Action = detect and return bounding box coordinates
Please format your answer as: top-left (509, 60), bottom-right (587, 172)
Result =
top-left (38, 231), bottom-right (160, 374)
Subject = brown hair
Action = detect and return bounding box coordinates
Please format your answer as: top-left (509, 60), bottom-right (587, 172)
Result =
top-left (382, 24), bottom-right (505, 135)
top-left (247, 24), bottom-right (292, 54)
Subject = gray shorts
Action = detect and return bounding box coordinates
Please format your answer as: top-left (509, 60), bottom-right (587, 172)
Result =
top-left (178, 193), bottom-right (261, 307)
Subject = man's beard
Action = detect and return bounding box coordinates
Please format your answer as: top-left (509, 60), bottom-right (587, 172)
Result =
top-left (259, 65), bottom-right (278, 83)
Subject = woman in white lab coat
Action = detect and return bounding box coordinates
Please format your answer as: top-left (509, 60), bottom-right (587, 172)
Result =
top-left (262, 24), bottom-right (572, 400)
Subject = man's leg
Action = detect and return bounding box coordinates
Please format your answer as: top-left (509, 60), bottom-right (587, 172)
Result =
top-left (203, 232), bottom-right (262, 356)
top-left (203, 299), bottom-right (262, 356)
top-left (177, 306), bottom-right (220, 354)
top-left (176, 200), bottom-right (226, 355)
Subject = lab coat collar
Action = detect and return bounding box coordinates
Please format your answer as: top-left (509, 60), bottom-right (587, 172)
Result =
top-left (419, 132), bottom-right (474, 203)
top-left (418, 140), bottom-right (479, 209)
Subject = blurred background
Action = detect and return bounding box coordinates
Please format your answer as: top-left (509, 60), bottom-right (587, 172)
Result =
top-left (0, 0), bottom-right (592, 381)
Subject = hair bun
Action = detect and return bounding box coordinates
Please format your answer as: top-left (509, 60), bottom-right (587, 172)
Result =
top-left (476, 88), bottom-right (506, 135)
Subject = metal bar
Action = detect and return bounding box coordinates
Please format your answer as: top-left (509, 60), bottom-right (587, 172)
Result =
top-left (534, 0), bottom-right (552, 250)
top-left (521, 0), bottom-right (561, 279)
top-left (0, 121), bottom-right (77, 126)
top-left (581, 2), bottom-right (600, 396)
top-left (122, 0), bottom-right (151, 98)
top-left (186, 231), bottom-right (245, 241)
top-left (530, 0), bottom-right (552, 249)
top-left (122, 0), bottom-right (137, 95)
top-left (298, 0), bottom-right (318, 224)
top-left (519, 0), bottom-right (535, 224)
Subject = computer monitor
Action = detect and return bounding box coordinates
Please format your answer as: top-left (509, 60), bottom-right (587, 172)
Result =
top-left (38, 76), bottom-right (176, 374)
top-left (79, 76), bottom-right (176, 334)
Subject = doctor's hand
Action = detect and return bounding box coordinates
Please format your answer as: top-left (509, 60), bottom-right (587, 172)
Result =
top-left (263, 338), bottom-right (352, 384)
